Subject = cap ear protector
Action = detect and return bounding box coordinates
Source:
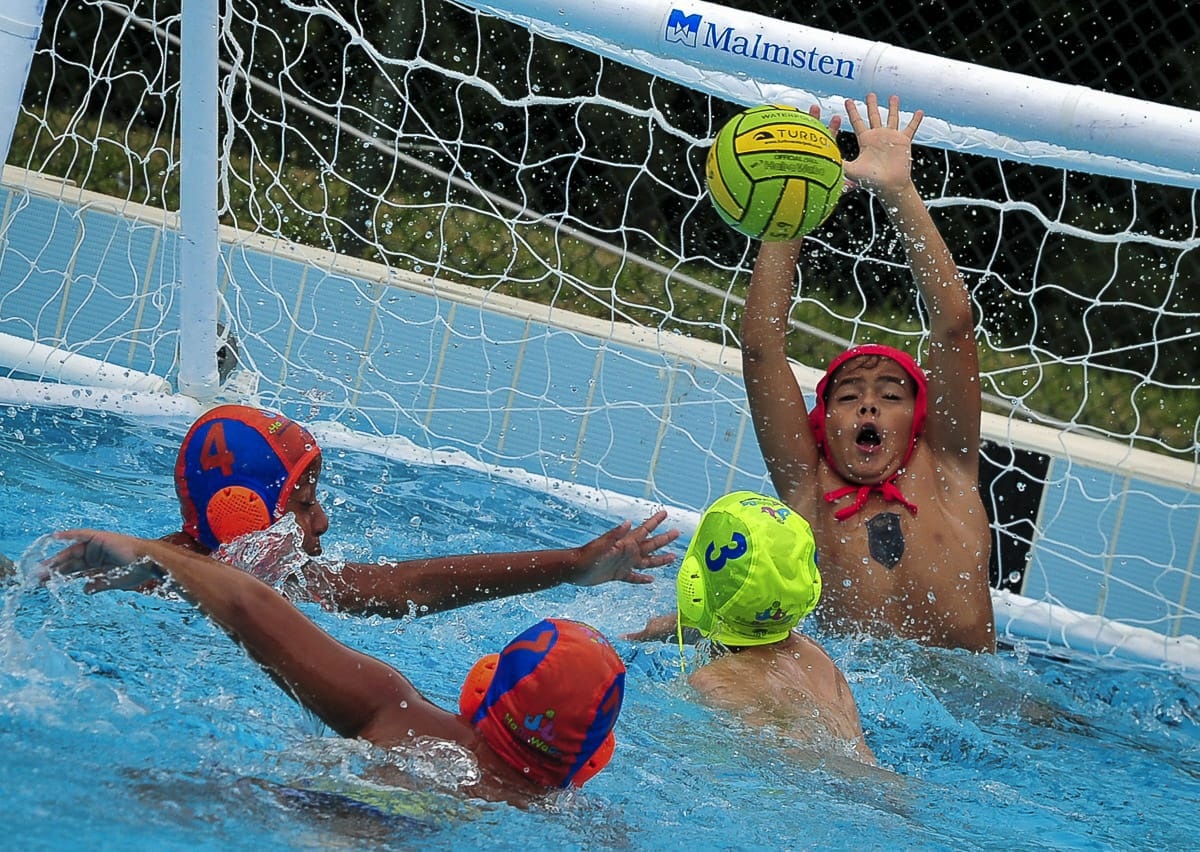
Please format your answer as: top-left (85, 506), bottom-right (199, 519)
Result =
top-left (204, 485), bottom-right (273, 545)
top-left (459, 653), bottom-right (500, 718)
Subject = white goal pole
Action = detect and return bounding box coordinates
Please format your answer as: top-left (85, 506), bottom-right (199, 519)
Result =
top-left (464, 0), bottom-right (1200, 188)
top-left (176, 0), bottom-right (222, 401)
top-left (0, 0), bottom-right (44, 170)
top-left (0, 331), bottom-right (171, 393)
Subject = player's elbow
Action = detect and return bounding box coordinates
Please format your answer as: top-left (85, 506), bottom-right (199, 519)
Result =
top-left (741, 338), bottom-right (780, 367)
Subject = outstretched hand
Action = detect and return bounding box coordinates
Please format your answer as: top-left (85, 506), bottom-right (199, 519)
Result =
top-left (570, 509), bottom-right (680, 586)
top-left (46, 529), bottom-right (150, 578)
top-left (42, 528), bottom-right (170, 594)
top-left (842, 93), bottom-right (922, 198)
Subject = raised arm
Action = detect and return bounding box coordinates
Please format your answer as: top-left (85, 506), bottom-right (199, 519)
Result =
top-left (844, 94), bottom-right (981, 474)
top-left (741, 238), bottom-right (822, 507)
top-left (306, 511), bottom-right (680, 618)
top-left (51, 530), bottom-right (453, 745)
top-left (741, 106), bottom-right (846, 507)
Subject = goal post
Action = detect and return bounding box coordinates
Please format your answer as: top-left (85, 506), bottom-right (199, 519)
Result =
top-left (176, 0), bottom-right (222, 402)
top-left (462, 0), bottom-right (1200, 186)
top-left (0, 0), bottom-right (44, 168)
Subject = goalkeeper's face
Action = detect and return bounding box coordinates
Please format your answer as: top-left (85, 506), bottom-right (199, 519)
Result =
top-left (820, 356), bottom-right (919, 484)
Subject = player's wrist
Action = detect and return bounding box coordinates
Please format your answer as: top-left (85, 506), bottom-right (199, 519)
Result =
top-left (875, 179), bottom-right (921, 210)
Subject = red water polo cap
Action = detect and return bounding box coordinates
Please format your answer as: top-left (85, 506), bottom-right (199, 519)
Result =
top-left (461, 618), bottom-right (624, 788)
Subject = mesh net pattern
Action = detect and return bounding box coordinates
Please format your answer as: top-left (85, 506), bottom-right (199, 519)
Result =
top-left (3, 0), bottom-right (1199, 641)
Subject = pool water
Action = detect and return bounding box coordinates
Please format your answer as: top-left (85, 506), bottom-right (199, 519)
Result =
top-left (2, 405), bottom-right (1199, 849)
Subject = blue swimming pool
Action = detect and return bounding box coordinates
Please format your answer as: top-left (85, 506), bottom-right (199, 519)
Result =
top-left (2, 405), bottom-right (1198, 849)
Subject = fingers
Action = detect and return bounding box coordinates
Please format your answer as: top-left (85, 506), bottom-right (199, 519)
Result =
top-left (622, 613), bottom-right (676, 642)
top-left (903, 108), bottom-right (925, 139)
top-left (643, 530), bottom-right (680, 555)
top-left (634, 510), bottom-right (680, 559)
top-left (43, 539), bottom-right (100, 579)
top-left (866, 92), bottom-right (882, 128)
top-left (844, 98), bottom-right (865, 134)
top-left (46, 529), bottom-right (134, 575)
top-left (605, 519), bottom-right (634, 540)
top-left (643, 552), bottom-right (676, 569)
top-left (591, 510), bottom-right (677, 579)
top-left (846, 92), bottom-right (884, 130)
top-left (624, 510), bottom-right (668, 546)
top-left (885, 94), bottom-right (901, 128)
top-left (46, 537), bottom-right (84, 569)
top-left (638, 509), bottom-right (668, 533)
top-left (845, 93), bottom-right (917, 134)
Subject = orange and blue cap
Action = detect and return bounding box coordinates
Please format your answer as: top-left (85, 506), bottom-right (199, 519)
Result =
top-left (459, 618), bottom-right (624, 788)
top-left (175, 404), bottom-right (321, 550)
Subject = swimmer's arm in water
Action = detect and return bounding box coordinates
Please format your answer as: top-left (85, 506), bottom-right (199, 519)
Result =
top-left (621, 612), bottom-right (704, 645)
top-left (305, 510), bottom-right (680, 618)
top-left (622, 612), bottom-right (677, 642)
top-left (39, 538), bottom-right (169, 593)
top-left (51, 529), bottom-right (457, 745)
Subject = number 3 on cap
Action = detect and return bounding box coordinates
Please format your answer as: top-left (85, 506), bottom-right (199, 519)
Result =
top-left (704, 531), bottom-right (747, 572)
top-left (200, 422), bottom-right (236, 477)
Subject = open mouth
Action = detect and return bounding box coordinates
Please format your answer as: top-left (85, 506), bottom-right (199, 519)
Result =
top-left (856, 424), bottom-right (881, 448)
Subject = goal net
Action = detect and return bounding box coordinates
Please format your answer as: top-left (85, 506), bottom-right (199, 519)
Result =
top-left (2, 0), bottom-right (1198, 662)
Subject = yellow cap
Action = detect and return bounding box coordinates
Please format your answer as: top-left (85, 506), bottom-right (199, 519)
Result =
top-left (676, 491), bottom-right (821, 649)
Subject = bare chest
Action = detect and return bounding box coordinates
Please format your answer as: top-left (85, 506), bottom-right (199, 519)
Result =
top-left (812, 491), bottom-right (990, 606)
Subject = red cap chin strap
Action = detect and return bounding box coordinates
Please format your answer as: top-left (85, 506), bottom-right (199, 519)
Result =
top-left (808, 345), bottom-right (927, 522)
top-left (823, 481), bottom-right (920, 521)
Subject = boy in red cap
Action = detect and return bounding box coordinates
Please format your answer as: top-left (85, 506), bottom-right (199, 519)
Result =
top-left (78, 403), bottom-right (678, 617)
top-left (741, 94), bottom-right (994, 652)
top-left (48, 528), bottom-right (624, 806)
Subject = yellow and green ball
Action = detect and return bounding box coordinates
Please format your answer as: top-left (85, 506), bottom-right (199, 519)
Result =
top-left (705, 104), bottom-right (845, 241)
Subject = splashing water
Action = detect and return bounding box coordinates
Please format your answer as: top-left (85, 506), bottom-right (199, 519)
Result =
top-left (2, 406), bottom-right (1199, 849)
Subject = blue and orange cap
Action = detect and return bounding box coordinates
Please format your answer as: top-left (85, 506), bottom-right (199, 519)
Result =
top-left (175, 404), bottom-right (322, 550)
top-left (458, 618), bottom-right (625, 788)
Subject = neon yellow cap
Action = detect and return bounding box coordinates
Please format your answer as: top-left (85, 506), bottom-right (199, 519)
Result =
top-left (677, 491), bottom-right (821, 648)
